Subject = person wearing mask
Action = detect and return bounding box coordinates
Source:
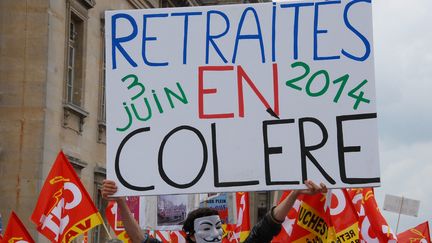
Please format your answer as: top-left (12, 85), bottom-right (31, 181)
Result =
top-left (102, 180), bottom-right (327, 243)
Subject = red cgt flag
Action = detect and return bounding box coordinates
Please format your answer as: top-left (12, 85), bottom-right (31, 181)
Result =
top-left (229, 192), bottom-right (251, 243)
top-left (222, 192), bottom-right (251, 243)
top-left (272, 189), bottom-right (359, 243)
top-left (30, 151), bottom-right (103, 243)
top-left (349, 188), bottom-right (397, 242)
top-left (105, 201), bottom-right (131, 243)
top-left (3, 211), bottom-right (35, 243)
top-left (398, 221), bottom-right (431, 243)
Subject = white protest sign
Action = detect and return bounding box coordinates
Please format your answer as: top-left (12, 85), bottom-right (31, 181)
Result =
top-left (105, 0), bottom-right (380, 196)
top-left (383, 194), bottom-right (420, 217)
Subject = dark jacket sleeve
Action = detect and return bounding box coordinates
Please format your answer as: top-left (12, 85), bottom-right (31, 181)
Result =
top-left (242, 206), bottom-right (283, 243)
top-left (148, 239), bottom-right (162, 243)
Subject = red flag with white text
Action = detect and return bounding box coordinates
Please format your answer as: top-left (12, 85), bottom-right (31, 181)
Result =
top-left (272, 189), bottom-right (359, 242)
top-left (328, 189), bottom-right (360, 242)
top-left (234, 192), bottom-right (251, 242)
top-left (223, 192), bottom-right (251, 243)
top-left (349, 188), bottom-right (397, 242)
top-left (272, 190), bottom-right (330, 242)
top-left (222, 225), bottom-right (235, 243)
top-left (3, 211), bottom-right (35, 243)
top-left (30, 151), bottom-right (103, 242)
top-left (105, 201), bottom-right (131, 242)
top-left (397, 221), bottom-right (431, 243)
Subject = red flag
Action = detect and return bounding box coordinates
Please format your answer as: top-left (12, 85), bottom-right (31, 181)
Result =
top-left (224, 192), bottom-right (251, 243)
top-left (150, 230), bottom-right (186, 243)
top-left (271, 191), bottom-right (294, 243)
top-left (169, 230), bottom-right (187, 243)
top-left (222, 225), bottom-right (235, 243)
top-left (349, 188), bottom-right (397, 242)
top-left (82, 232), bottom-right (88, 243)
top-left (30, 151), bottom-right (103, 242)
top-left (233, 192), bottom-right (251, 242)
top-left (105, 201), bottom-right (131, 242)
top-left (398, 221), bottom-right (431, 243)
top-left (273, 191), bottom-right (328, 242)
top-left (272, 189), bottom-right (359, 243)
top-left (3, 211), bottom-right (35, 243)
top-left (154, 230), bottom-right (170, 243)
top-left (328, 189), bottom-right (360, 242)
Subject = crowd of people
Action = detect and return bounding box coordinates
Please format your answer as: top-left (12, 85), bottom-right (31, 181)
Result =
top-left (101, 180), bottom-right (327, 243)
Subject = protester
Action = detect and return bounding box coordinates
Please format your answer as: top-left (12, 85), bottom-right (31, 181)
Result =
top-left (102, 180), bottom-right (327, 243)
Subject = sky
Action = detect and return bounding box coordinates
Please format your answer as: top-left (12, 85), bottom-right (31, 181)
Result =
top-left (272, 0), bottom-right (432, 235)
top-left (371, 0), bottom-right (432, 233)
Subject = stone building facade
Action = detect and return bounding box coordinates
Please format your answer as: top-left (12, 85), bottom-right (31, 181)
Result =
top-left (0, 0), bottom-right (272, 242)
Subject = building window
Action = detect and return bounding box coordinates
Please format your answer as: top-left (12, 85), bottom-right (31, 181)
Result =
top-left (63, 0), bottom-right (89, 134)
top-left (66, 12), bottom-right (85, 107)
top-left (99, 53), bottom-right (106, 124)
top-left (162, 0), bottom-right (191, 7)
top-left (128, 0), bottom-right (158, 8)
top-left (98, 19), bottom-right (107, 143)
top-left (67, 21), bottom-right (75, 104)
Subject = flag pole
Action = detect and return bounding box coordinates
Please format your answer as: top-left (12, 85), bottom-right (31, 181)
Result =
top-left (99, 213), bottom-right (113, 240)
top-left (395, 196), bottom-right (404, 234)
top-left (102, 220), bottom-right (114, 240)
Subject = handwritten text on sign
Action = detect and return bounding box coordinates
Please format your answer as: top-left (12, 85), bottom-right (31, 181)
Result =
top-left (106, 0), bottom-right (380, 196)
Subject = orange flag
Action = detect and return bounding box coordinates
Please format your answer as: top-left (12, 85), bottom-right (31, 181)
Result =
top-left (105, 201), bottom-right (131, 243)
top-left (398, 221), bottom-right (431, 243)
top-left (30, 151), bottom-right (103, 242)
top-left (3, 211), bottom-right (35, 243)
top-left (349, 188), bottom-right (397, 242)
top-left (272, 189), bottom-right (359, 243)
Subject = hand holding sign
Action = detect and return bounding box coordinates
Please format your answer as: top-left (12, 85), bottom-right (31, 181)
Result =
top-left (106, 0), bottom-right (380, 196)
top-left (296, 180), bottom-right (328, 196)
